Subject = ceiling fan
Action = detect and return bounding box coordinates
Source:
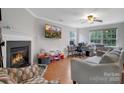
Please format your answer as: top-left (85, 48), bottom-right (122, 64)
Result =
top-left (81, 15), bottom-right (103, 24)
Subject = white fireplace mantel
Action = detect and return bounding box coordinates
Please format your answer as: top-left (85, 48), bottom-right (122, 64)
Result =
top-left (2, 30), bottom-right (34, 67)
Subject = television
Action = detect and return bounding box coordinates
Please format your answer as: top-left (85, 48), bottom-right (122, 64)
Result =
top-left (45, 24), bottom-right (61, 38)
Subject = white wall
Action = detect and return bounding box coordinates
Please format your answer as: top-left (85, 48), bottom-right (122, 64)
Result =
top-left (1, 8), bottom-right (124, 66)
top-left (1, 8), bottom-right (35, 67)
top-left (33, 18), bottom-right (75, 53)
top-left (77, 28), bottom-right (90, 43)
top-left (1, 8), bottom-right (76, 66)
top-left (78, 22), bottom-right (124, 48)
top-left (1, 8), bottom-right (35, 35)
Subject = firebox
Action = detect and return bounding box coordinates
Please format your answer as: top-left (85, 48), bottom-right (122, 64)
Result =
top-left (6, 41), bottom-right (31, 68)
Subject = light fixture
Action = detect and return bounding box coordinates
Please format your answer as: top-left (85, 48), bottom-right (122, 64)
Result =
top-left (87, 15), bottom-right (95, 23)
top-left (81, 14), bottom-right (103, 24)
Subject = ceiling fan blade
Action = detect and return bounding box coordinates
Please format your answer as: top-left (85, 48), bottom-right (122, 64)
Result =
top-left (94, 19), bottom-right (103, 22)
top-left (80, 19), bottom-right (87, 24)
top-left (81, 21), bottom-right (87, 24)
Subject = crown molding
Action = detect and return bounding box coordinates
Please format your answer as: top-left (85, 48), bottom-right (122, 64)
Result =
top-left (25, 8), bottom-right (73, 28)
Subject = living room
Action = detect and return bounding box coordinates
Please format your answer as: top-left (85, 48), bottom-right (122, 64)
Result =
top-left (0, 8), bottom-right (124, 85)
top-left (1, 0), bottom-right (124, 92)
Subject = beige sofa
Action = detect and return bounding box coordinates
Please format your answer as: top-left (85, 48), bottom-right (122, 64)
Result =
top-left (71, 49), bottom-right (124, 84)
top-left (0, 64), bottom-right (59, 84)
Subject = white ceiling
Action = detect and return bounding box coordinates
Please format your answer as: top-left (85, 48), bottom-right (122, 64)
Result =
top-left (28, 8), bottom-right (124, 28)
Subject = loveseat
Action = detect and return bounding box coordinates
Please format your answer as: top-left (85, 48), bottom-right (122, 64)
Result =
top-left (0, 64), bottom-right (59, 84)
top-left (71, 48), bottom-right (124, 84)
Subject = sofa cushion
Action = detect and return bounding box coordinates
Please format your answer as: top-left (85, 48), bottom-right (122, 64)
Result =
top-left (109, 51), bottom-right (120, 57)
top-left (17, 64), bottom-right (40, 83)
top-left (8, 68), bottom-right (18, 83)
top-left (24, 76), bottom-right (60, 84)
top-left (84, 56), bottom-right (102, 64)
top-left (0, 68), bottom-right (16, 84)
top-left (0, 75), bottom-right (16, 84)
top-left (0, 64), bottom-right (58, 84)
top-left (17, 66), bottom-right (31, 83)
top-left (111, 49), bottom-right (121, 55)
top-left (100, 52), bottom-right (119, 64)
top-left (7, 64), bottom-right (41, 83)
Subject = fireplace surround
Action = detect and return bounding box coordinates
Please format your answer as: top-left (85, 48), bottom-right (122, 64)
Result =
top-left (6, 41), bottom-right (31, 68)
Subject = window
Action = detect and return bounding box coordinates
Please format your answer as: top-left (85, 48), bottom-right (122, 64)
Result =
top-left (90, 28), bottom-right (117, 46)
top-left (90, 30), bottom-right (102, 43)
top-left (69, 31), bottom-right (77, 45)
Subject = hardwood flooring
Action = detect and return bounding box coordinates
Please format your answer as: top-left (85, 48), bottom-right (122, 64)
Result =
top-left (44, 57), bottom-right (124, 84)
top-left (44, 57), bottom-right (72, 84)
top-left (43, 56), bottom-right (87, 84)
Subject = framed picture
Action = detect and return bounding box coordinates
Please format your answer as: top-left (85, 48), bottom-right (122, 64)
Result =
top-left (45, 24), bottom-right (62, 39)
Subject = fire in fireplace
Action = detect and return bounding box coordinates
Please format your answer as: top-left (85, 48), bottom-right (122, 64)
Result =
top-left (11, 52), bottom-right (24, 65)
top-left (7, 41), bottom-right (31, 68)
top-left (10, 46), bottom-right (29, 68)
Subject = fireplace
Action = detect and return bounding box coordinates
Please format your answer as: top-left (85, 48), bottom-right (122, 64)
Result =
top-left (6, 41), bottom-right (31, 68)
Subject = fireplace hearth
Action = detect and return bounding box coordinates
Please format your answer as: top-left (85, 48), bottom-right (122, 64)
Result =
top-left (6, 41), bottom-right (31, 68)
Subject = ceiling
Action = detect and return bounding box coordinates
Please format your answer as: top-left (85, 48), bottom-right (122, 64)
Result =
top-left (28, 8), bottom-right (124, 28)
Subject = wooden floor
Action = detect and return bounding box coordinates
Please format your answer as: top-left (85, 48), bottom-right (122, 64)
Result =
top-left (44, 57), bottom-right (124, 84)
top-left (44, 56), bottom-right (87, 84)
top-left (44, 57), bottom-right (73, 84)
